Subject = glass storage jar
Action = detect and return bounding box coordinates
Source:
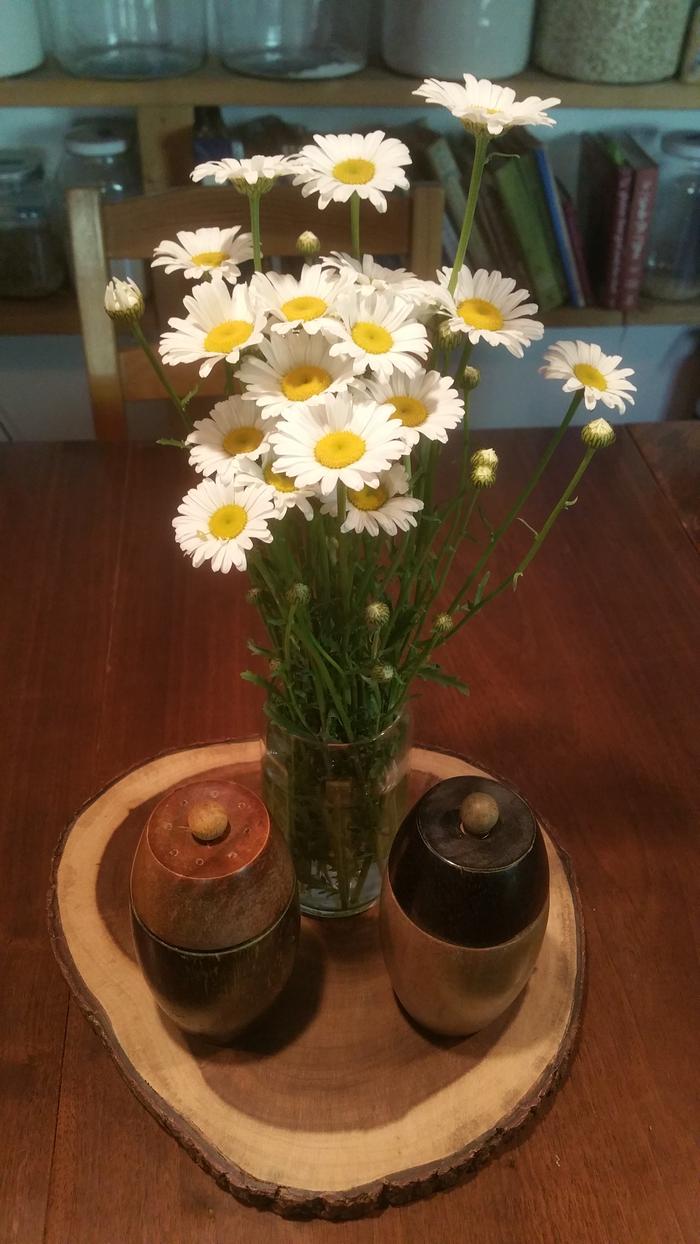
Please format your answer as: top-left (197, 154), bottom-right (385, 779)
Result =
top-left (0, 151), bottom-right (66, 299)
top-left (47, 0), bottom-right (206, 80)
top-left (215, 0), bottom-right (369, 79)
top-left (57, 121), bottom-right (145, 288)
top-left (643, 132), bottom-right (700, 302)
top-left (534, 0), bottom-right (693, 84)
top-left (382, 0), bottom-right (535, 80)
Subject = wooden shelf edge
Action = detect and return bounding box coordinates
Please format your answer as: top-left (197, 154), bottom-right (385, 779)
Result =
top-left (0, 58), bottom-right (697, 110)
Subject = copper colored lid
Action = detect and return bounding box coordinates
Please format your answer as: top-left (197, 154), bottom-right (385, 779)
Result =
top-left (130, 779), bottom-right (295, 952)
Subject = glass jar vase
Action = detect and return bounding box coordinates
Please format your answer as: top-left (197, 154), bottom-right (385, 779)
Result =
top-left (643, 132), bottom-right (700, 302)
top-left (263, 711), bottom-right (411, 918)
top-left (215, 0), bottom-right (370, 80)
top-left (47, 0), bottom-right (206, 80)
top-left (0, 150), bottom-right (66, 299)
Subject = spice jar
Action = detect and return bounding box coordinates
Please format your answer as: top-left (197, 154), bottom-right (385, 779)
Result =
top-left (0, 150), bottom-right (66, 299)
top-left (534, 0), bottom-right (693, 84)
top-left (380, 776), bottom-right (550, 1036)
top-left (130, 779), bottom-right (300, 1043)
top-left (644, 132), bottom-right (700, 301)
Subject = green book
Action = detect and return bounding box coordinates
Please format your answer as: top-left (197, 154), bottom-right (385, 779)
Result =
top-left (426, 134), bottom-right (492, 272)
top-left (490, 138), bottom-right (567, 311)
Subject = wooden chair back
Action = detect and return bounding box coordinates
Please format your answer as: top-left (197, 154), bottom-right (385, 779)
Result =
top-left (68, 183), bottom-right (444, 441)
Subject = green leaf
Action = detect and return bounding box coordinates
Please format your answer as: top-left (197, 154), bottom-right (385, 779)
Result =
top-left (180, 385), bottom-right (201, 409)
top-left (156, 437), bottom-right (187, 449)
top-left (417, 664), bottom-right (470, 695)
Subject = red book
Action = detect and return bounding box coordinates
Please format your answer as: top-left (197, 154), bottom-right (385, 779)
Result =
top-left (615, 135), bottom-right (659, 310)
top-left (578, 133), bottom-right (634, 309)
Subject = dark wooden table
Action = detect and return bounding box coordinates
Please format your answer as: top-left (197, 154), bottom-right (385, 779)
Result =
top-left (1, 424), bottom-right (698, 1244)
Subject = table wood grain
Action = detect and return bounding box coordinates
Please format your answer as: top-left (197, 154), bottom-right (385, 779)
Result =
top-left (1, 425), bottom-right (698, 1244)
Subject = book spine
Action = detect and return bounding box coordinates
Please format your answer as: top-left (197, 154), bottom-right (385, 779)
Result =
top-left (618, 165), bottom-right (659, 310)
top-left (533, 147), bottom-right (586, 308)
top-left (560, 194), bottom-right (595, 305)
top-left (601, 165), bottom-right (634, 308)
top-left (492, 156), bottom-right (565, 311)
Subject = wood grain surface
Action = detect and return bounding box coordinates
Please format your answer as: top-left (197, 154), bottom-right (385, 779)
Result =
top-left (48, 741), bottom-right (583, 1218)
top-left (1, 426), bottom-right (699, 1243)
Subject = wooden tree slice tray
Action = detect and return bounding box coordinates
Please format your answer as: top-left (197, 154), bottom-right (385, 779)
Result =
top-left (48, 740), bottom-right (585, 1220)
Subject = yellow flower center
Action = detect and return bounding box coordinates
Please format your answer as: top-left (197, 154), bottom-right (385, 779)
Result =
top-left (347, 483), bottom-right (388, 511)
top-left (281, 294), bottom-right (328, 322)
top-left (263, 463), bottom-right (296, 493)
top-left (351, 321), bottom-right (394, 354)
top-left (191, 249), bottom-right (227, 269)
top-left (573, 362), bottom-right (607, 391)
top-left (388, 396), bottom-right (428, 428)
top-left (457, 298), bottom-right (504, 331)
top-left (203, 320), bottom-right (253, 354)
top-left (207, 503), bottom-right (247, 540)
top-left (314, 431), bottom-right (366, 469)
top-left (281, 364), bottom-right (332, 402)
top-left (332, 157), bottom-right (376, 185)
top-left (221, 425), bottom-right (263, 456)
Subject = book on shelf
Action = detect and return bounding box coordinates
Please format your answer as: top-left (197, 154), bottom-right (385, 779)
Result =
top-left (614, 133), bottom-right (659, 310)
top-left (489, 132), bottom-right (567, 311)
top-left (531, 143), bottom-right (587, 308)
top-left (557, 183), bottom-right (595, 306)
top-left (425, 133), bottom-right (491, 269)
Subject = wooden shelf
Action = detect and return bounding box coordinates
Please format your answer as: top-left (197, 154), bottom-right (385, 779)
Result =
top-left (0, 58), bottom-right (697, 110)
top-left (0, 291), bottom-right (696, 336)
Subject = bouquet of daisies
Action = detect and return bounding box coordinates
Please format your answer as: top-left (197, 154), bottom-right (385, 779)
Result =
top-left (106, 75), bottom-right (636, 748)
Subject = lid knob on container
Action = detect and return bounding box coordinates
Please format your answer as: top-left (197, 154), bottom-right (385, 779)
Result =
top-left (187, 799), bottom-right (229, 843)
top-left (459, 792), bottom-right (500, 837)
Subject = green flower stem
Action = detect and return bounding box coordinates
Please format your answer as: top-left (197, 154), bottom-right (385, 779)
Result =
top-left (434, 446), bottom-right (598, 655)
top-left (249, 193), bottom-right (263, 271)
top-left (224, 360), bottom-right (235, 396)
top-left (130, 320), bottom-right (191, 434)
top-left (448, 131), bottom-right (490, 296)
top-left (350, 193), bottom-right (361, 260)
top-left (446, 391), bottom-right (583, 616)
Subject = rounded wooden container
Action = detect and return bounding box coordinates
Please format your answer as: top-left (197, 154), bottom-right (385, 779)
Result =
top-left (380, 775), bottom-right (550, 1036)
top-left (130, 777), bottom-right (300, 1042)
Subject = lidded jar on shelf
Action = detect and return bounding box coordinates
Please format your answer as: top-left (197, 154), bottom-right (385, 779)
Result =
top-left (380, 776), bottom-right (550, 1036)
top-left (534, 0), bottom-right (693, 84)
top-left (382, 0), bottom-right (535, 80)
top-left (0, 150), bottom-right (66, 299)
top-left (214, 0), bottom-right (370, 79)
top-left (47, 0), bottom-right (206, 80)
top-left (643, 132), bottom-right (700, 302)
top-left (130, 779), bottom-right (300, 1043)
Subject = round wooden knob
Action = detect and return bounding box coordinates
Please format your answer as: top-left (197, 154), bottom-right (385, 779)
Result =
top-left (187, 800), bottom-right (229, 843)
top-left (459, 792), bottom-right (499, 837)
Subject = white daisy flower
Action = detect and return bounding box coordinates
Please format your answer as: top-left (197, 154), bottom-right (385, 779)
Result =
top-left (159, 278), bottom-right (267, 378)
top-left (152, 227), bottom-right (253, 282)
top-left (540, 340), bottom-right (636, 413)
top-left (325, 290), bottom-right (430, 382)
top-left (190, 154), bottom-right (294, 191)
top-left (291, 131), bottom-right (411, 213)
top-left (250, 264), bottom-right (346, 335)
top-left (414, 75), bottom-right (560, 135)
top-left (236, 454), bottom-right (316, 520)
top-left (173, 478), bottom-right (276, 574)
top-left (365, 370), bottom-right (464, 449)
top-left (237, 332), bottom-right (356, 421)
top-left (323, 464), bottom-right (423, 537)
top-left (269, 393), bottom-right (407, 497)
top-left (186, 396), bottom-right (270, 483)
top-left (434, 267), bottom-right (544, 358)
top-left (321, 252), bottom-right (431, 308)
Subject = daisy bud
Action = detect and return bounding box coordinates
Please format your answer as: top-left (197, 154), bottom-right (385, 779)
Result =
top-left (104, 276), bottom-right (144, 322)
top-left (296, 230), bottom-right (321, 259)
top-left (371, 663), bottom-right (395, 684)
top-left (365, 601), bottom-right (390, 629)
top-left (462, 365), bottom-right (481, 391)
top-left (269, 657), bottom-right (282, 675)
top-left (246, 587), bottom-right (261, 605)
top-left (438, 321), bottom-right (461, 352)
top-left (433, 612), bottom-right (453, 636)
top-left (581, 417), bottom-right (615, 449)
top-left (470, 447), bottom-right (498, 488)
top-left (286, 582), bottom-right (310, 605)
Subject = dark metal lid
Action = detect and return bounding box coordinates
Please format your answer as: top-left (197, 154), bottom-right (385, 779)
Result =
top-left (130, 779), bottom-right (296, 952)
top-left (386, 776), bottom-right (549, 947)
